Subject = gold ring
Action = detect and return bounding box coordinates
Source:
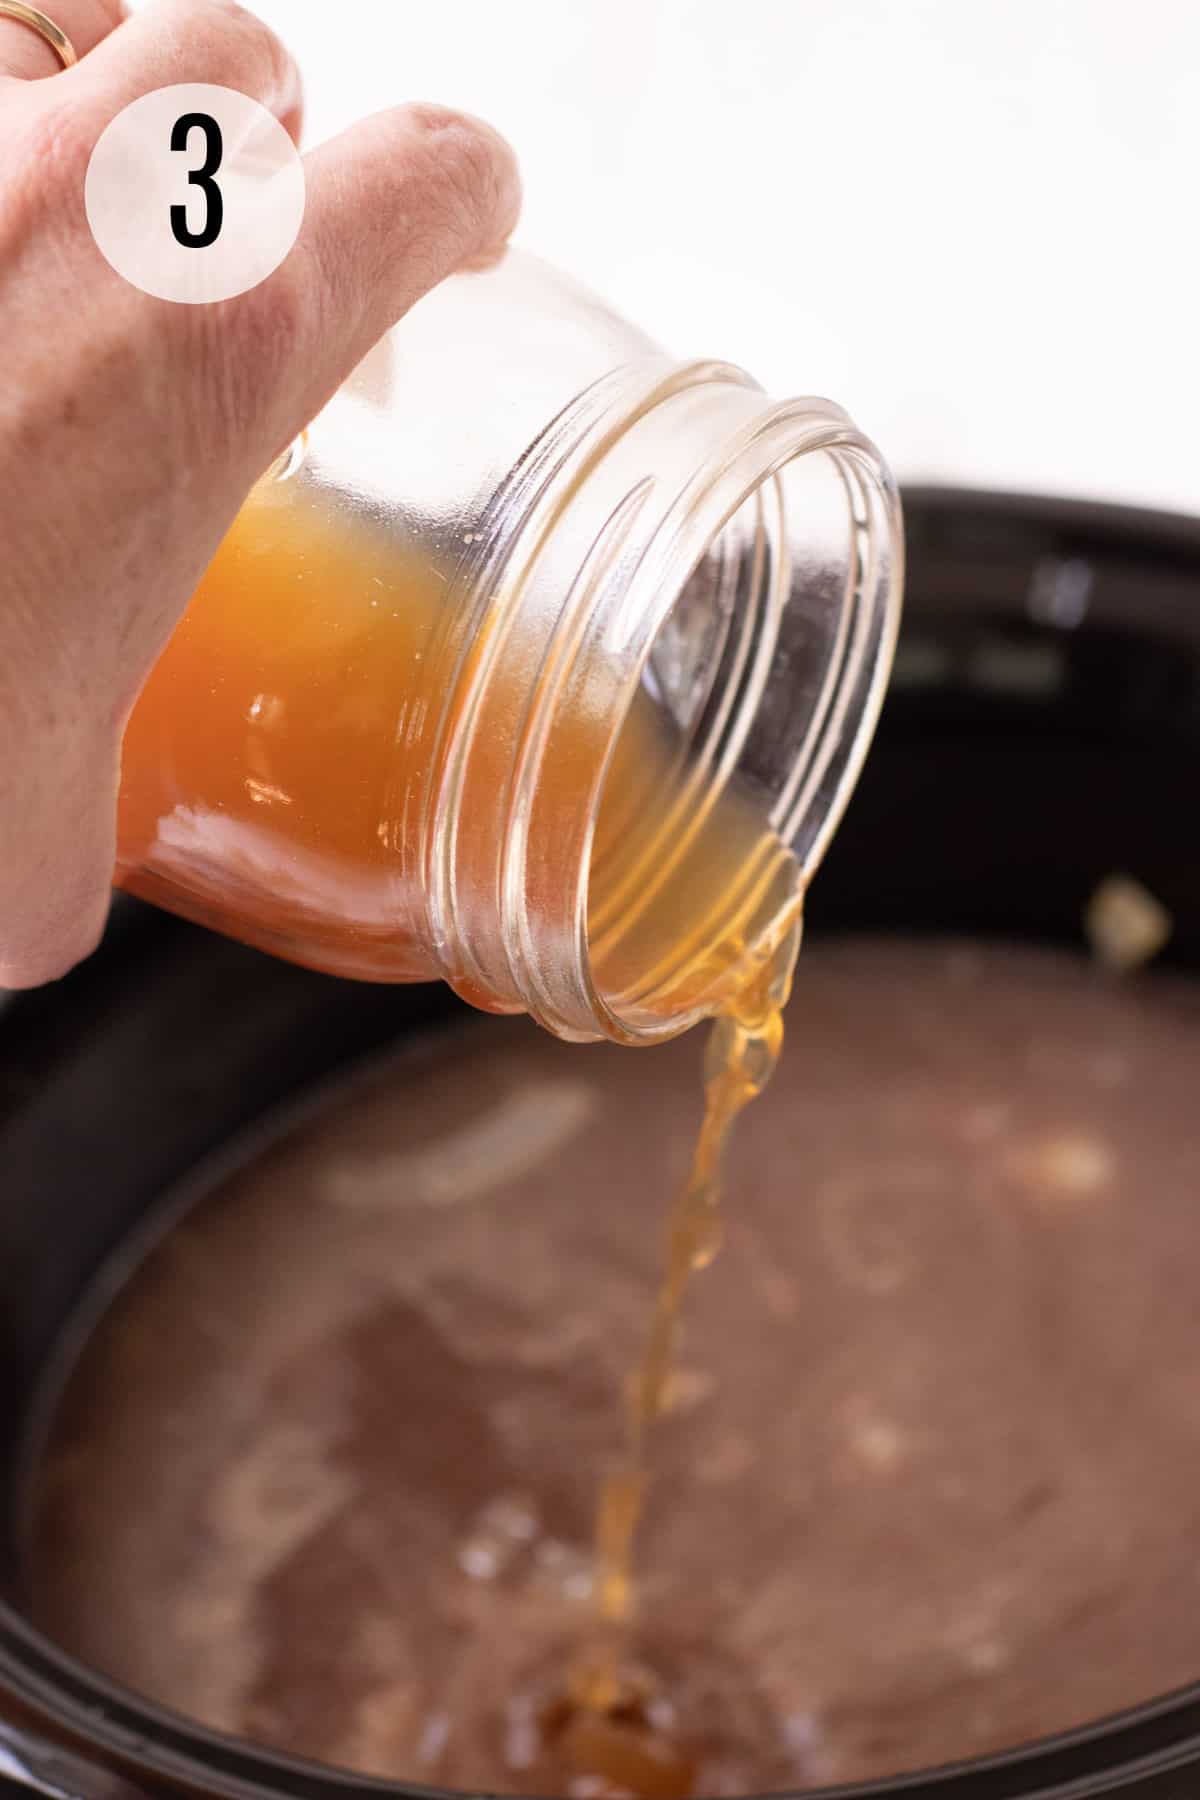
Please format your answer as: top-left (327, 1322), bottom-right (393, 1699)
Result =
top-left (0, 0), bottom-right (78, 68)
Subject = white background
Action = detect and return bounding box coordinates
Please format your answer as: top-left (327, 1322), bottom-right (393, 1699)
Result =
top-left (232, 1), bottom-right (1198, 516)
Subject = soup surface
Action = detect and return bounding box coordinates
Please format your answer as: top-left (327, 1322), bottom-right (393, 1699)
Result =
top-left (26, 938), bottom-right (1200, 1793)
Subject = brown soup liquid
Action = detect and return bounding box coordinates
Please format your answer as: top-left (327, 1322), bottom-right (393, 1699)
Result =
top-left (27, 940), bottom-right (1200, 1795)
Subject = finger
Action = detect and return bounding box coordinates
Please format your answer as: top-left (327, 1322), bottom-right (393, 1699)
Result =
top-left (0, 716), bottom-right (117, 990)
top-left (0, 0), bottom-right (122, 82)
top-left (69, 0), bottom-right (303, 141)
top-left (246, 103), bottom-right (520, 453)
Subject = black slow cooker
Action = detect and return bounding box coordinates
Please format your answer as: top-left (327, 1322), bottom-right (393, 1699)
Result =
top-left (2, 486), bottom-right (1200, 1800)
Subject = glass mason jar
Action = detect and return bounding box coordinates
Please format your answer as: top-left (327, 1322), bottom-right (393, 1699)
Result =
top-left (115, 249), bottom-right (902, 1043)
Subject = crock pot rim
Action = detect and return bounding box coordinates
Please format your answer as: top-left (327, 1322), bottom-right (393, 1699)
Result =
top-left (8, 1599), bottom-right (1200, 1800)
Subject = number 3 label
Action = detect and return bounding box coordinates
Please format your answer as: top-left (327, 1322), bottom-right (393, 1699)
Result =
top-left (85, 84), bottom-right (304, 304)
top-left (170, 111), bottom-right (224, 249)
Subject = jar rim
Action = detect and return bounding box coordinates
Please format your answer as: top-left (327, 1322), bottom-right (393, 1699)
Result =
top-left (581, 397), bottom-right (903, 1043)
top-left (418, 361), bottom-right (901, 1044)
top-left (467, 367), bottom-right (899, 1044)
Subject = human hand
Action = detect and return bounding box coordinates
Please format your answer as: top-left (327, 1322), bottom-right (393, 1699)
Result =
top-left (0, 0), bottom-right (519, 986)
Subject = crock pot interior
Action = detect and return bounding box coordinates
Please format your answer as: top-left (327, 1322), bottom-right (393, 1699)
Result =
top-left (3, 486), bottom-right (1200, 1800)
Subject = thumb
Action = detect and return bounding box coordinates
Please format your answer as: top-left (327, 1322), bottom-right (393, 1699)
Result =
top-left (235, 102), bottom-right (521, 464)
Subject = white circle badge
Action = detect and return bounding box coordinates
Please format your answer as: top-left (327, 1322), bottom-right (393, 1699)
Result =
top-left (85, 83), bottom-right (305, 305)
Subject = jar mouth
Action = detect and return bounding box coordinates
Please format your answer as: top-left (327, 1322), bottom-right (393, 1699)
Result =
top-left (581, 398), bottom-right (902, 1043)
top-left (425, 363), bottom-right (901, 1045)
